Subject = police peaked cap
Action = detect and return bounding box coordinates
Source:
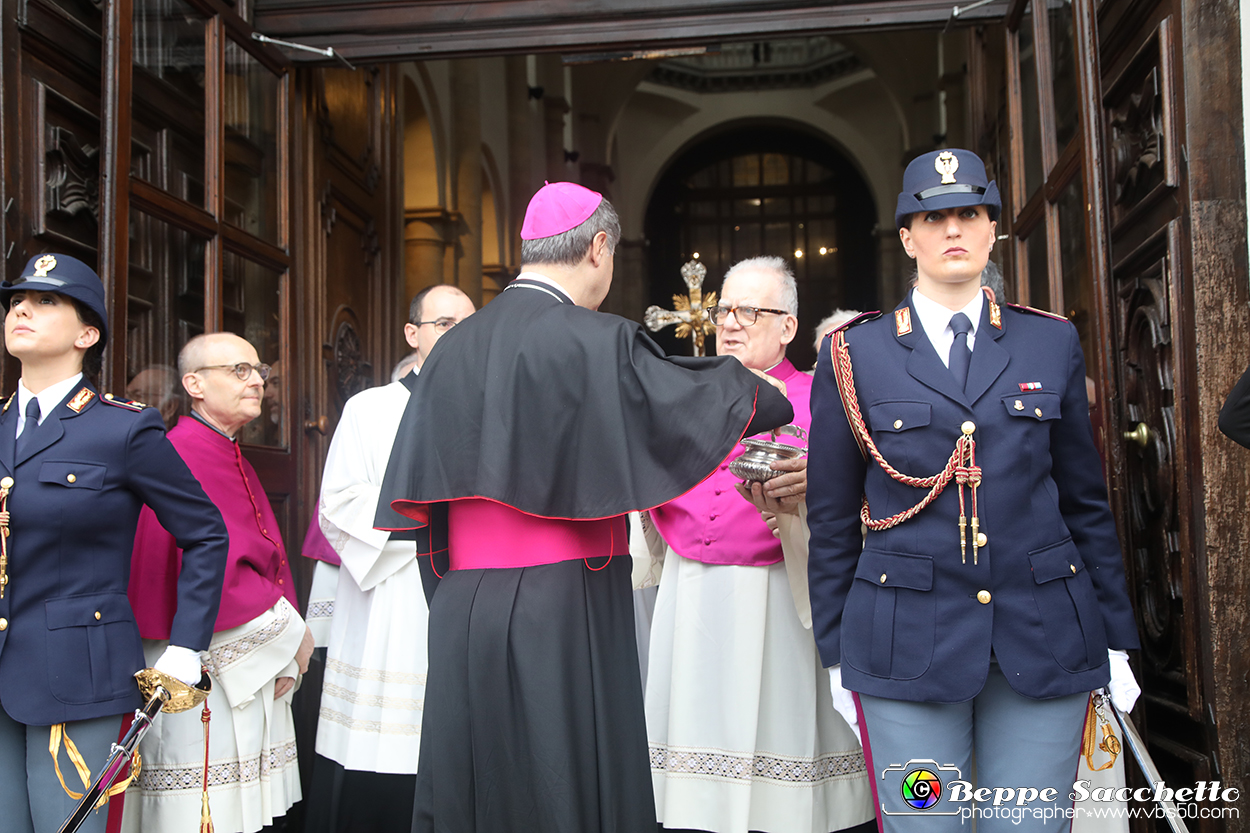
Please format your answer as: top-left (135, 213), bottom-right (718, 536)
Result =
top-left (895, 148), bottom-right (1001, 229)
top-left (1, 253), bottom-right (109, 345)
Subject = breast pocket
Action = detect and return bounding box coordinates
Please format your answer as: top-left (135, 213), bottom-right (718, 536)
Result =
top-left (841, 550), bottom-right (935, 680)
top-left (45, 593), bottom-right (141, 704)
top-left (1029, 538), bottom-right (1108, 672)
top-left (1001, 392), bottom-right (1062, 423)
top-left (38, 461), bottom-right (107, 490)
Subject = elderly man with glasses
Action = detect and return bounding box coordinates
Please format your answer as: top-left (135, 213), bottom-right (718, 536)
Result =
top-left (640, 257), bottom-right (874, 833)
top-left (123, 332), bottom-right (313, 833)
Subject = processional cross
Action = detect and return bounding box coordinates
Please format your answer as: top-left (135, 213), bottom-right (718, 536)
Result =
top-left (644, 260), bottom-right (718, 357)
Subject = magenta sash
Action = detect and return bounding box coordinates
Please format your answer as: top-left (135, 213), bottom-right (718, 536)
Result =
top-left (448, 499), bottom-right (627, 571)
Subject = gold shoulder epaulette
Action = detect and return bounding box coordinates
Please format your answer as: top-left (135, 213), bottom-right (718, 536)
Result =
top-left (1004, 301), bottom-right (1068, 322)
top-left (826, 311), bottom-right (883, 339)
top-left (100, 392), bottom-right (147, 412)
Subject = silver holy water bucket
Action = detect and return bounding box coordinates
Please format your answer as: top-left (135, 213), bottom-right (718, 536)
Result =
top-left (728, 423), bottom-right (808, 483)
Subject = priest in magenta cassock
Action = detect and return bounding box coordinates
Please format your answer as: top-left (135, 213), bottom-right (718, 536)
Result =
top-left (640, 257), bottom-right (874, 833)
top-left (375, 182), bottom-right (795, 833)
top-left (124, 332), bottom-right (313, 833)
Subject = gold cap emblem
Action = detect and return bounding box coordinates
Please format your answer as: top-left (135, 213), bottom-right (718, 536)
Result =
top-left (935, 151), bottom-right (959, 185)
top-left (32, 255), bottom-right (57, 277)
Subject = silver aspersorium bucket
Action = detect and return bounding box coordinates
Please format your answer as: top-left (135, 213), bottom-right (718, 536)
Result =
top-left (728, 423), bottom-right (808, 483)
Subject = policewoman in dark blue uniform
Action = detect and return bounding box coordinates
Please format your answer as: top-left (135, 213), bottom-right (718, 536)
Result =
top-left (0, 254), bottom-right (228, 833)
top-left (807, 151), bottom-right (1141, 831)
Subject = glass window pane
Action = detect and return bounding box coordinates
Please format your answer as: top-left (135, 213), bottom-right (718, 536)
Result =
top-left (762, 196), bottom-right (790, 215)
top-left (132, 0), bottom-right (207, 203)
top-left (763, 222), bottom-right (791, 260)
top-left (223, 252), bottom-right (285, 448)
top-left (1026, 226), bottom-right (1051, 310)
top-left (1050, 0), bottom-right (1080, 150)
top-left (733, 198), bottom-right (762, 216)
top-left (1018, 9), bottom-right (1045, 197)
top-left (762, 153), bottom-right (790, 185)
top-left (732, 154), bottom-right (760, 187)
top-left (1057, 174), bottom-right (1093, 358)
top-left (127, 208), bottom-right (206, 429)
top-left (224, 41), bottom-right (281, 244)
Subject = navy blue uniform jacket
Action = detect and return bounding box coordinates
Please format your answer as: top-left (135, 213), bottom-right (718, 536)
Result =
top-left (807, 297), bottom-right (1139, 703)
top-left (0, 382), bottom-right (229, 726)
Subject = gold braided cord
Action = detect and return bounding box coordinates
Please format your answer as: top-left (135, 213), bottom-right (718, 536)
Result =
top-left (832, 330), bottom-right (980, 531)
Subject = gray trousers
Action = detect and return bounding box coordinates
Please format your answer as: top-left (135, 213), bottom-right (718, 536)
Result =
top-left (858, 664), bottom-right (1088, 832)
top-left (0, 706), bottom-right (124, 833)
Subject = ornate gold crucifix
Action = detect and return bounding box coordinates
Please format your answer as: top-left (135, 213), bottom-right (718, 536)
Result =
top-left (644, 260), bottom-right (718, 357)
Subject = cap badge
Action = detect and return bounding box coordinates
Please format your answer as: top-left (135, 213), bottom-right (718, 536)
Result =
top-left (33, 255), bottom-right (57, 277)
top-left (935, 151), bottom-right (959, 185)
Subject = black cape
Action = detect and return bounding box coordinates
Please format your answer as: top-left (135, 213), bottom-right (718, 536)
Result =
top-left (375, 277), bottom-right (793, 528)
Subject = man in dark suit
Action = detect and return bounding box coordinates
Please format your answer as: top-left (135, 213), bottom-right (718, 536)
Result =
top-left (0, 254), bottom-right (228, 833)
top-left (807, 151), bottom-right (1141, 831)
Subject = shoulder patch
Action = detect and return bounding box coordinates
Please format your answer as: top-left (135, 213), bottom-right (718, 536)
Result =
top-left (1004, 301), bottom-right (1068, 322)
top-left (825, 311), bottom-right (883, 339)
top-left (100, 392), bottom-right (147, 412)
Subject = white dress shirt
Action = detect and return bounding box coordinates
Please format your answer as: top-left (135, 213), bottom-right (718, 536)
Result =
top-left (16, 373), bottom-right (83, 438)
top-left (910, 287), bottom-right (984, 368)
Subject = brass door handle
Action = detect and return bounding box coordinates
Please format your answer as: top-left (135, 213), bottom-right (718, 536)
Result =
top-left (304, 415), bottom-right (330, 435)
top-left (1124, 422), bottom-right (1150, 448)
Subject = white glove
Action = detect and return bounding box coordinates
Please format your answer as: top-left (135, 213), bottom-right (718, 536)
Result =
top-left (1106, 649), bottom-right (1140, 713)
top-left (829, 665), bottom-right (861, 745)
top-left (154, 645), bottom-right (204, 687)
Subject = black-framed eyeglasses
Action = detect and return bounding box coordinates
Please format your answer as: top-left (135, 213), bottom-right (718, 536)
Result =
top-left (416, 317), bottom-right (459, 334)
top-left (706, 305), bottom-right (790, 327)
top-left (195, 362), bottom-right (272, 382)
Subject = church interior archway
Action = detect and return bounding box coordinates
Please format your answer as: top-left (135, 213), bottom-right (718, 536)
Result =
top-left (645, 123), bottom-right (877, 369)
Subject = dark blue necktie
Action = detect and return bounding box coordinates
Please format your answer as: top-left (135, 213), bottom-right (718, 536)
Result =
top-left (16, 398), bottom-right (40, 459)
top-left (948, 312), bottom-right (973, 390)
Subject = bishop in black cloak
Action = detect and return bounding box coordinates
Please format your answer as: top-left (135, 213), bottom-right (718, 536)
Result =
top-left (376, 182), bottom-right (794, 833)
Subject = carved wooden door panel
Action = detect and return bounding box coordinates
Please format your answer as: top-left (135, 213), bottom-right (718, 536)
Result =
top-left (289, 62), bottom-right (400, 793)
top-left (1098, 6), bottom-right (1220, 827)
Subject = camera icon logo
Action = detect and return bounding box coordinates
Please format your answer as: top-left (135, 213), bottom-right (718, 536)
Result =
top-left (880, 759), bottom-right (964, 816)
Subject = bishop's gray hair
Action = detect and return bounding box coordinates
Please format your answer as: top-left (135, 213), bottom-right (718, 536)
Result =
top-left (722, 256), bottom-right (799, 316)
top-left (520, 199), bottom-right (621, 267)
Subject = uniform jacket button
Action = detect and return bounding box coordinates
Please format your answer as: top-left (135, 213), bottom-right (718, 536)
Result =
top-left (0, 617), bottom-right (8, 630)
top-left (977, 590), bottom-right (991, 604)
top-left (961, 421), bottom-right (976, 435)
top-left (893, 419), bottom-right (903, 429)
top-left (880, 573), bottom-right (887, 583)
top-left (94, 611), bottom-right (101, 620)
top-left (67, 473), bottom-right (76, 483)
top-left (1035, 407), bottom-right (1043, 417)
top-left (976, 532), bottom-right (988, 547)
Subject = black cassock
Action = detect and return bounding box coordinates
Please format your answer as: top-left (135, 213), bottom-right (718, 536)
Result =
top-left (375, 277), bottom-right (792, 833)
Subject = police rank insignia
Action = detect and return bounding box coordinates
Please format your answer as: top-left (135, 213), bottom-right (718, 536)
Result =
top-left (989, 299), bottom-right (1002, 329)
top-left (66, 388), bottom-right (95, 413)
top-left (895, 307), bottom-right (913, 336)
top-left (935, 151), bottom-right (959, 184)
top-left (101, 393), bottom-right (146, 412)
top-left (32, 255), bottom-right (57, 277)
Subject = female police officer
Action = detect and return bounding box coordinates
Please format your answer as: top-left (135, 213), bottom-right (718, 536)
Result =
top-left (807, 150), bottom-right (1141, 831)
top-left (0, 254), bottom-right (228, 833)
